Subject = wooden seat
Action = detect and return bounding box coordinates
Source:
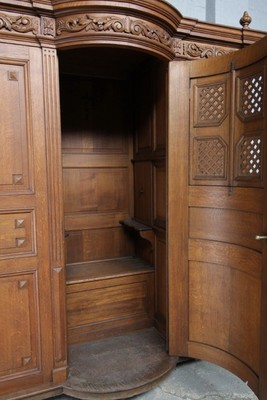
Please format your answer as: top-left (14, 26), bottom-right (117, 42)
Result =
top-left (66, 257), bottom-right (155, 344)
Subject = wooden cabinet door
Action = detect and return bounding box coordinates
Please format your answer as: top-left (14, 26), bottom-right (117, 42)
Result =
top-left (168, 36), bottom-right (267, 399)
top-left (0, 43), bottom-right (53, 396)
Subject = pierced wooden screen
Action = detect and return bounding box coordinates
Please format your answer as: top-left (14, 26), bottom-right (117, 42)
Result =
top-left (238, 73), bottom-right (263, 120)
top-left (190, 64), bottom-right (265, 187)
top-left (193, 137), bottom-right (227, 180)
top-left (190, 76), bottom-right (230, 185)
top-left (237, 136), bottom-right (262, 178)
top-left (194, 82), bottom-right (227, 127)
top-left (234, 64), bottom-right (265, 186)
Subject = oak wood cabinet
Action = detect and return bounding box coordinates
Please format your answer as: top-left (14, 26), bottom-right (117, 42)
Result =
top-left (0, 1), bottom-right (267, 399)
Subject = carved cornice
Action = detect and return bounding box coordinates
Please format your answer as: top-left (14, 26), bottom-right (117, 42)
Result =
top-left (56, 13), bottom-right (231, 60)
top-left (0, 7), bottom-right (264, 59)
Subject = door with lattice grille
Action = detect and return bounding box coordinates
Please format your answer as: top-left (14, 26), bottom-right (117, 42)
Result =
top-left (168, 36), bottom-right (267, 399)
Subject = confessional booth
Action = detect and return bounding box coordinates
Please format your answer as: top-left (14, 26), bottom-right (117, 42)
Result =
top-left (0, 1), bottom-right (267, 399)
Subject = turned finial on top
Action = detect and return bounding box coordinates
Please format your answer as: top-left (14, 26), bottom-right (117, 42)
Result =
top-left (239, 11), bottom-right (252, 29)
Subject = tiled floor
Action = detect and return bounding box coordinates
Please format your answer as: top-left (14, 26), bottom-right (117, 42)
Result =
top-left (52, 360), bottom-right (258, 400)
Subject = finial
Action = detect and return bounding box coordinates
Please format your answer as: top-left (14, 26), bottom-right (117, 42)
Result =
top-left (239, 11), bottom-right (252, 29)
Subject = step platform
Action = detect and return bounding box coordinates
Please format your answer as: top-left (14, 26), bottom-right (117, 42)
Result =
top-left (63, 328), bottom-right (179, 399)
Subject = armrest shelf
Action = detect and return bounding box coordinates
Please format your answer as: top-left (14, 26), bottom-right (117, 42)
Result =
top-left (119, 218), bottom-right (154, 247)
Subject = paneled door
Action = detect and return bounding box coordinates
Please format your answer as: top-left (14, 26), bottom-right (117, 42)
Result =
top-left (168, 36), bottom-right (267, 399)
top-left (0, 43), bottom-right (53, 395)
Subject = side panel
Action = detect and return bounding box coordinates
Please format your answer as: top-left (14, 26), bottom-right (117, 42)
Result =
top-left (0, 43), bottom-right (53, 395)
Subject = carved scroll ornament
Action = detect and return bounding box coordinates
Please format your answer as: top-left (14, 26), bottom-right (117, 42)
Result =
top-left (172, 39), bottom-right (229, 59)
top-left (0, 13), bottom-right (39, 35)
top-left (0, 10), bottom-right (230, 60)
top-left (56, 14), bottom-right (229, 60)
top-left (56, 14), bottom-right (172, 48)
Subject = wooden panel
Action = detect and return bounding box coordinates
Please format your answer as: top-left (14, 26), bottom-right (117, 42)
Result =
top-left (189, 239), bottom-right (261, 279)
top-left (0, 211), bottom-right (35, 257)
top-left (63, 168), bottom-right (129, 214)
top-left (0, 62), bottom-right (31, 193)
top-left (67, 271), bottom-right (154, 343)
top-left (65, 228), bottom-right (134, 264)
top-left (64, 212), bottom-right (129, 231)
top-left (153, 160), bottom-right (166, 228)
top-left (61, 76), bottom-right (129, 154)
top-left (187, 342), bottom-right (259, 395)
top-left (42, 47), bottom-right (67, 380)
top-left (154, 62), bottom-right (167, 153)
top-left (134, 69), bottom-right (153, 154)
top-left (0, 43), bottom-right (54, 395)
top-left (189, 261), bottom-right (260, 373)
top-left (61, 73), bottom-right (133, 265)
top-left (68, 282), bottom-right (149, 326)
top-left (155, 232), bottom-right (166, 336)
top-left (134, 161), bottom-right (152, 225)
top-left (190, 73), bottom-right (231, 186)
top-left (189, 186), bottom-right (264, 213)
top-left (190, 207), bottom-right (262, 251)
top-left (0, 272), bottom-right (39, 378)
top-left (63, 153), bottom-right (129, 168)
top-left (233, 61), bottom-right (265, 187)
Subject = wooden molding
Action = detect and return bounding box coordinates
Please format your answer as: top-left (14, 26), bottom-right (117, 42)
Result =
top-left (0, 1), bottom-right (265, 58)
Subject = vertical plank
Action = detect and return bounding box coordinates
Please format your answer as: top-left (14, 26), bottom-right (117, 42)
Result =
top-left (168, 61), bottom-right (190, 355)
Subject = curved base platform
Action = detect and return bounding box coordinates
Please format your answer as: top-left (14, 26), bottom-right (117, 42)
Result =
top-left (63, 328), bottom-right (179, 399)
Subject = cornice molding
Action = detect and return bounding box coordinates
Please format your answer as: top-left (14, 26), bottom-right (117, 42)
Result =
top-left (0, 1), bottom-right (265, 58)
top-left (55, 13), bottom-right (232, 59)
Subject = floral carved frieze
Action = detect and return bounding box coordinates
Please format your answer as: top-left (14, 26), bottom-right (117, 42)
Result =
top-left (172, 39), bottom-right (229, 59)
top-left (0, 13), bottom-right (56, 38)
top-left (0, 10), bottom-right (231, 59)
top-left (56, 14), bottom-right (172, 48)
top-left (0, 13), bottom-right (39, 35)
top-left (56, 13), bottom-right (230, 60)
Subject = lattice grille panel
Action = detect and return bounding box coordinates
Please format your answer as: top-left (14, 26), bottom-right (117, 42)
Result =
top-left (196, 83), bottom-right (226, 126)
top-left (238, 136), bottom-right (262, 177)
top-left (239, 73), bottom-right (263, 119)
top-left (194, 137), bottom-right (226, 179)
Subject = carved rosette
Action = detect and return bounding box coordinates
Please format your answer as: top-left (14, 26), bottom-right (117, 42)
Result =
top-left (41, 17), bottom-right (56, 37)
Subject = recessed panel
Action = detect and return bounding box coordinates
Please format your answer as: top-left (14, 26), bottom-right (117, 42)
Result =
top-left (0, 63), bottom-right (32, 193)
top-left (0, 210), bottom-right (35, 258)
top-left (153, 161), bottom-right (166, 228)
top-left (189, 261), bottom-right (260, 373)
top-left (0, 272), bottom-right (40, 378)
top-left (63, 168), bottom-right (129, 214)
